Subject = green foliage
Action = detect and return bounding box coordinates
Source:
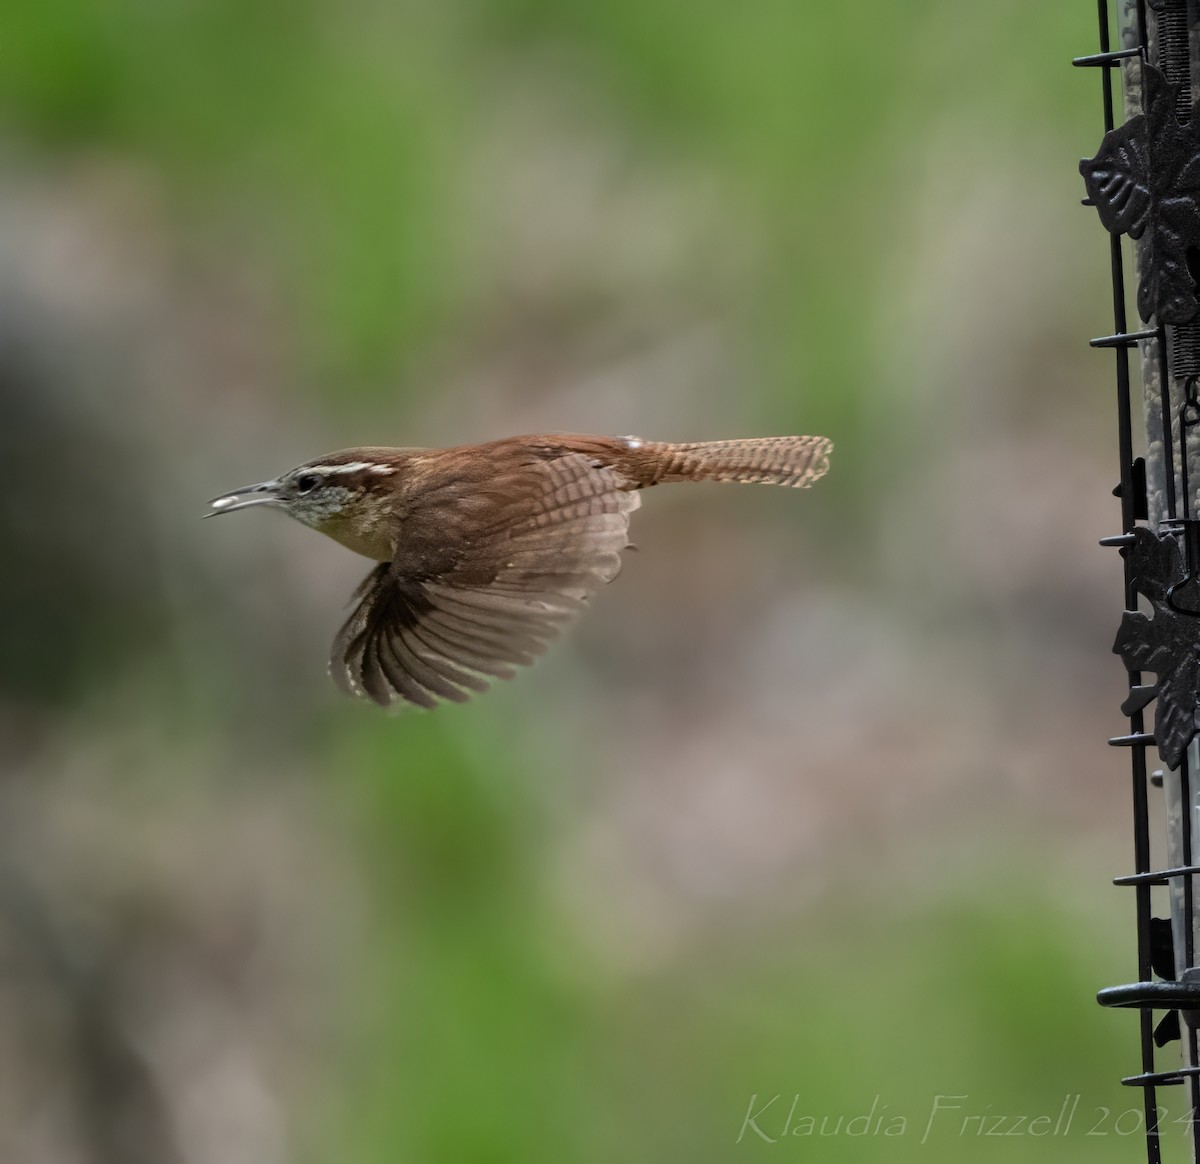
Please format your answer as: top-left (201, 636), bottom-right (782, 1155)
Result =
top-left (0, 1), bottom-right (1135, 1159)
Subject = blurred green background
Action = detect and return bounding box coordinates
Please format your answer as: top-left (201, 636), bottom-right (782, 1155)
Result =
top-left (0, 1), bottom-right (1173, 1161)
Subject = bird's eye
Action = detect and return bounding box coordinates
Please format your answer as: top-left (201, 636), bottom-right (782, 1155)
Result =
top-left (295, 473), bottom-right (320, 494)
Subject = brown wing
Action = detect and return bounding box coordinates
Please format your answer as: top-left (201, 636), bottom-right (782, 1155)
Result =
top-left (330, 452), bottom-right (641, 708)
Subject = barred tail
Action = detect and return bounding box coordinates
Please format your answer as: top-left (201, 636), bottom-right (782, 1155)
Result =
top-left (637, 435), bottom-right (832, 488)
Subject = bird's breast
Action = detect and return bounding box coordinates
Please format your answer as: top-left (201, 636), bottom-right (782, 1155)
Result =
top-left (316, 510), bottom-right (395, 561)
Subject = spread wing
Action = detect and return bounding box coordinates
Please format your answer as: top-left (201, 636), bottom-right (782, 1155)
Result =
top-left (330, 452), bottom-right (640, 708)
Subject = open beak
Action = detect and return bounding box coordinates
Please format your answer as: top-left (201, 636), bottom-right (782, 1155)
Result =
top-left (206, 479), bottom-right (282, 517)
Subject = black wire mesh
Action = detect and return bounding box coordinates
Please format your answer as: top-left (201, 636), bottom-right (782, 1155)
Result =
top-left (1080, 2), bottom-right (1200, 1160)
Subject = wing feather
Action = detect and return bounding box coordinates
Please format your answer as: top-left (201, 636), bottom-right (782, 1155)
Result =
top-left (382, 630), bottom-right (474, 704)
top-left (330, 453), bottom-right (640, 707)
top-left (399, 623), bottom-right (498, 688)
top-left (413, 613), bottom-right (525, 676)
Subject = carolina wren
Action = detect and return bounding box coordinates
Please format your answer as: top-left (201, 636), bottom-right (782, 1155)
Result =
top-left (209, 432), bottom-right (832, 708)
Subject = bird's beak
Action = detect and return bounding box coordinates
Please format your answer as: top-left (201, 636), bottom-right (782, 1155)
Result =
top-left (206, 479), bottom-right (283, 517)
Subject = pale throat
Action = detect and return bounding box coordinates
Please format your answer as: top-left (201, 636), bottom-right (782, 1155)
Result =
top-left (312, 495), bottom-right (396, 561)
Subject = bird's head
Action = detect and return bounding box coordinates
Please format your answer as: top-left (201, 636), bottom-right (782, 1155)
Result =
top-left (208, 450), bottom-right (402, 559)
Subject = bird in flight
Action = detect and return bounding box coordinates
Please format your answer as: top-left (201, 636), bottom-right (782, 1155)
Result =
top-left (209, 432), bottom-right (832, 708)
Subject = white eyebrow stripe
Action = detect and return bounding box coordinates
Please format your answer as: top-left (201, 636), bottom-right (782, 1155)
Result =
top-left (312, 461), bottom-right (395, 476)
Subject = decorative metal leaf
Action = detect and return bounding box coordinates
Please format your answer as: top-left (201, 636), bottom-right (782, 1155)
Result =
top-left (1081, 64), bottom-right (1200, 324)
top-left (1113, 527), bottom-right (1200, 769)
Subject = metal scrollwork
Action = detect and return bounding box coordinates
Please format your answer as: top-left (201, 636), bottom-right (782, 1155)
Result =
top-left (1081, 62), bottom-right (1200, 324)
